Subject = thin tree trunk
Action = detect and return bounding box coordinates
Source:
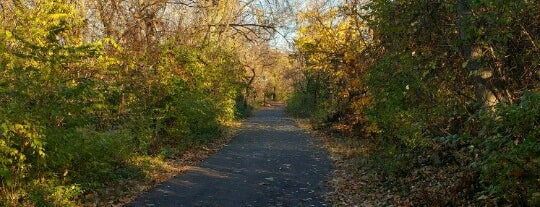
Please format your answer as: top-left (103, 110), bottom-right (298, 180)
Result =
top-left (244, 67), bottom-right (256, 107)
top-left (313, 72), bottom-right (319, 107)
top-left (96, 0), bottom-right (116, 38)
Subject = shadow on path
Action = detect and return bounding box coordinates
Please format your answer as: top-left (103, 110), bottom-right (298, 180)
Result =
top-left (126, 105), bottom-right (332, 207)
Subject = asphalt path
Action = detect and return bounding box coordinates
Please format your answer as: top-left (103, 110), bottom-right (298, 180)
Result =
top-left (126, 105), bottom-right (332, 207)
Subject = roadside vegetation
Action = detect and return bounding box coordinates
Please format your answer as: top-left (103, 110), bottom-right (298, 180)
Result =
top-left (0, 0), bottom-right (295, 206)
top-left (2, 0), bottom-right (539, 206)
top-left (287, 0), bottom-right (540, 206)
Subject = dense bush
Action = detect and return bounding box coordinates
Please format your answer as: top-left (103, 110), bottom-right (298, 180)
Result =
top-left (471, 92), bottom-right (540, 205)
top-left (289, 0), bottom-right (540, 205)
top-left (285, 75), bottom-right (328, 118)
top-left (285, 90), bottom-right (313, 117)
top-left (0, 1), bottom-right (251, 206)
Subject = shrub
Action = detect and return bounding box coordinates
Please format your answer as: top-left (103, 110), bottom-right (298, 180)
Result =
top-left (285, 90), bottom-right (314, 117)
top-left (470, 92), bottom-right (540, 205)
top-left (0, 121), bottom-right (45, 206)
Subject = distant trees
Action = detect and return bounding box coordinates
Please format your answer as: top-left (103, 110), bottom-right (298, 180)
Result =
top-left (288, 0), bottom-right (540, 205)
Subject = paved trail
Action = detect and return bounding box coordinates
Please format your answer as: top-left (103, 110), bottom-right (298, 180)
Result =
top-left (127, 105), bottom-right (332, 207)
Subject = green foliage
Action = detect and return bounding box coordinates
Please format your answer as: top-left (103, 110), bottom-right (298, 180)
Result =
top-left (285, 72), bottom-right (333, 120)
top-left (0, 121), bottom-right (45, 205)
top-left (285, 89), bottom-right (314, 118)
top-left (65, 129), bottom-right (134, 183)
top-left (369, 141), bottom-right (412, 177)
top-left (364, 54), bottom-right (433, 149)
top-left (0, 1), bottom-right (103, 205)
top-left (470, 92), bottom-right (540, 205)
top-left (286, 74), bottom-right (320, 118)
top-left (28, 181), bottom-right (82, 207)
top-left (234, 94), bottom-right (252, 119)
top-left (0, 1), bottom-right (251, 205)
top-left (154, 43), bottom-right (245, 147)
top-left (290, 0), bottom-right (540, 205)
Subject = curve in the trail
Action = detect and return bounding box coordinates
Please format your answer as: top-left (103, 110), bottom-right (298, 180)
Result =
top-left (126, 106), bottom-right (332, 207)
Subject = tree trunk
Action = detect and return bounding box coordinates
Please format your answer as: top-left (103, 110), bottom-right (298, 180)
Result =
top-left (244, 67), bottom-right (256, 107)
top-left (457, 0), bottom-right (498, 108)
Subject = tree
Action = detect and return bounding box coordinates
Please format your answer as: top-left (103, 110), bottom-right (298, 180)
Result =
top-left (288, 0), bottom-right (540, 205)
